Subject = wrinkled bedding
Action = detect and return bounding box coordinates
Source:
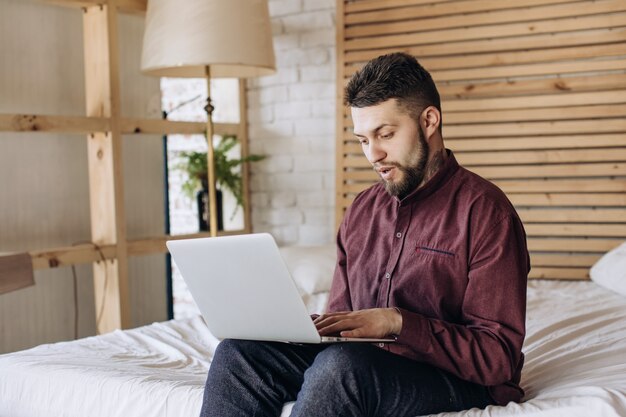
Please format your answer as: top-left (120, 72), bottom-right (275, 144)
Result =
top-left (1, 280), bottom-right (625, 417)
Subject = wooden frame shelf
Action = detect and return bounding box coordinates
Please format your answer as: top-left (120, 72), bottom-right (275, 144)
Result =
top-left (0, 0), bottom-right (253, 334)
top-left (0, 114), bottom-right (108, 133)
top-left (0, 113), bottom-right (240, 136)
top-left (28, 230), bottom-right (246, 271)
top-left (44, 0), bottom-right (147, 14)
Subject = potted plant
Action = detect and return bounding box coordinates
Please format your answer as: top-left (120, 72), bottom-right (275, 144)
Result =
top-left (176, 134), bottom-right (264, 231)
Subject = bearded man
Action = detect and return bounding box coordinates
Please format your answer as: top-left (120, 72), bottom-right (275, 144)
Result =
top-left (199, 52), bottom-right (530, 417)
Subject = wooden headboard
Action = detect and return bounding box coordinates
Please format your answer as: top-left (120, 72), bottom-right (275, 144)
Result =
top-left (335, 0), bottom-right (626, 280)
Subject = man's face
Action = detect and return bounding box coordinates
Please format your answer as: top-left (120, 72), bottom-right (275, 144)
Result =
top-left (351, 99), bottom-right (429, 199)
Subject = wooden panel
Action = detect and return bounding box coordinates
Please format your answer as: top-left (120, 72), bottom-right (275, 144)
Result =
top-left (346, 0), bottom-right (626, 38)
top-left (427, 135), bottom-right (626, 151)
top-left (342, 180), bottom-right (626, 196)
top-left (518, 208), bottom-right (626, 223)
top-left (343, 69), bottom-right (626, 97)
top-left (493, 179), bottom-right (626, 193)
top-left (345, 12), bottom-right (626, 51)
top-left (432, 58), bottom-right (626, 83)
top-left (340, 165), bottom-right (625, 182)
top-left (525, 224), bottom-right (626, 237)
top-left (344, 104), bottom-right (626, 126)
top-left (345, 28), bottom-right (626, 63)
top-left (470, 163), bottom-right (626, 180)
top-left (527, 238), bottom-right (622, 252)
top-left (346, 0), bottom-right (492, 14)
top-left (529, 267), bottom-right (589, 280)
top-left (508, 193), bottom-right (626, 207)
top-left (453, 43), bottom-right (626, 72)
top-left (445, 105), bottom-right (626, 124)
top-left (444, 120), bottom-right (626, 138)
top-left (346, 0), bottom-right (580, 22)
top-left (345, 136), bottom-right (626, 153)
top-left (436, 73), bottom-right (626, 100)
top-left (531, 253), bottom-right (601, 267)
top-left (345, 149), bottom-right (626, 167)
top-left (337, 0), bottom-right (626, 281)
top-left (443, 90), bottom-right (626, 112)
top-left (340, 190), bottom-right (626, 206)
top-left (344, 134), bottom-right (626, 155)
top-left (340, 72), bottom-right (626, 100)
top-left (457, 149), bottom-right (626, 166)
top-left (347, 43), bottom-right (626, 75)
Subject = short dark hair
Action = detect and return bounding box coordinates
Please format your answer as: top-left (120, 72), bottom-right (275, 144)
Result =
top-left (344, 52), bottom-right (442, 130)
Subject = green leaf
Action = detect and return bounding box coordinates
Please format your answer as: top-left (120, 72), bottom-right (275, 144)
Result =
top-left (172, 134), bottom-right (265, 214)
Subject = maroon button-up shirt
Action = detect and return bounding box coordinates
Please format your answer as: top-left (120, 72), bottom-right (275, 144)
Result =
top-left (328, 150), bottom-right (530, 406)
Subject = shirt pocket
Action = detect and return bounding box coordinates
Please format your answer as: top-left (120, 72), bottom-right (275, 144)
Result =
top-left (414, 242), bottom-right (457, 259)
top-left (411, 241), bottom-right (459, 280)
top-left (400, 241), bottom-right (463, 316)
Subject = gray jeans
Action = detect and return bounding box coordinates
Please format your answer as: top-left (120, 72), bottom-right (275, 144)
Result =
top-left (200, 339), bottom-right (494, 417)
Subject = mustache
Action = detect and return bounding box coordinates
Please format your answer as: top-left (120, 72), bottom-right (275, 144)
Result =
top-left (373, 161), bottom-right (402, 171)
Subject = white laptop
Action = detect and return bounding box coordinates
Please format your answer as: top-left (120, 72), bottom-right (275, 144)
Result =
top-left (166, 233), bottom-right (395, 344)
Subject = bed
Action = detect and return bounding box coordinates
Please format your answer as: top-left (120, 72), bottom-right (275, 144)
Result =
top-left (1, 244), bottom-right (626, 417)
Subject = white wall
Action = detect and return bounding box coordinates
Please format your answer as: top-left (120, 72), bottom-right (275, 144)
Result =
top-left (0, 0), bottom-right (166, 353)
top-left (247, 0), bottom-right (337, 245)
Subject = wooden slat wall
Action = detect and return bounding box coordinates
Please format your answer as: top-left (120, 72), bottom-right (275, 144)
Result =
top-left (336, 0), bottom-right (626, 280)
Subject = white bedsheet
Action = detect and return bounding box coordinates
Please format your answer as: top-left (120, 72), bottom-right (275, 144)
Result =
top-left (1, 281), bottom-right (625, 417)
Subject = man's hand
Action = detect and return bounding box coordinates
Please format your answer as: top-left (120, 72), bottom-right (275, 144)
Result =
top-left (314, 308), bottom-right (402, 339)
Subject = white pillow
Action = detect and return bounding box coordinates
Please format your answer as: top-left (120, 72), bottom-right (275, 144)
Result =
top-left (278, 244), bottom-right (336, 295)
top-left (590, 241), bottom-right (626, 297)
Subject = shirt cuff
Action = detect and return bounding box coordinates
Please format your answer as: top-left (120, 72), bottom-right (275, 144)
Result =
top-left (394, 307), bottom-right (431, 352)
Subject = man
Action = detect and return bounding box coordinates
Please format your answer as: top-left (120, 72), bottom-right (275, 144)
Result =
top-left (200, 52), bottom-right (529, 417)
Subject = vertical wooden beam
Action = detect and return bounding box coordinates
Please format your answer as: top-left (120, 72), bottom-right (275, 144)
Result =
top-left (83, 2), bottom-right (131, 333)
top-left (239, 78), bottom-right (252, 233)
top-left (335, 0), bottom-right (347, 231)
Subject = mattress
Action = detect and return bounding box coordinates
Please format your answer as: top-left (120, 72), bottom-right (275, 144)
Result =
top-left (1, 281), bottom-right (625, 417)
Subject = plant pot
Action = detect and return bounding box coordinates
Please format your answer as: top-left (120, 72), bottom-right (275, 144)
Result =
top-left (197, 179), bottom-right (224, 232)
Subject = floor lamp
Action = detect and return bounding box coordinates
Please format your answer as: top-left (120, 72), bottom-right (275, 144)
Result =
top-left (141, 0), bottom-right (276, 237)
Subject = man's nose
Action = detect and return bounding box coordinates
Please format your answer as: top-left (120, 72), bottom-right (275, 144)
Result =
top-left (366, 141), bottom-right (386, 164)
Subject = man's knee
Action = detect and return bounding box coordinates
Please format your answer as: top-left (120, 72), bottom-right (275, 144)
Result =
top-left (212, 338), bottom-right (266, 372)
top-left (307, 344), bottom-right (376, 384)
top-left (215, 338), bottom-right (248, 358)
top-left (215, 338), bottom-right (251, 355)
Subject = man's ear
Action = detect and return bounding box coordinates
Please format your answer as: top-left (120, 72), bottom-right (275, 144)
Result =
top-left (420, 106), bottom-right (441, 140)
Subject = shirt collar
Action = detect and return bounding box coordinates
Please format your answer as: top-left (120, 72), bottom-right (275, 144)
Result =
top-left (396, 148), bottom-right (459, 206)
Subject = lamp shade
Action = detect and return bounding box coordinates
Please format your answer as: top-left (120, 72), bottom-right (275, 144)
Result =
top-left (141, 0), bottom-right (276, 78)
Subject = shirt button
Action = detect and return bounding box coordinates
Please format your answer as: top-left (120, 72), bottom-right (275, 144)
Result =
top-left (396, 232), bottom-right (402, 238)
top-left (378, 343), bottom-right (385, 348)
top-left (384, 273), bottom-right (391, 279)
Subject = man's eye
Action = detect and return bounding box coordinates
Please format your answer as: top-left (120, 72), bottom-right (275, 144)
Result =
top-left (380, 132), bottom-right (393, 139)
top-left (359, 139), bottom-right (368, 146)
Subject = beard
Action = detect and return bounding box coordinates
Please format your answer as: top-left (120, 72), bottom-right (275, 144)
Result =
top-left (379, 128), bottom-right (429, 199)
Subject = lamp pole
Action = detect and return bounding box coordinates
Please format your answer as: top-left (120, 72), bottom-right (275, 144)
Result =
top-left (204, 66), bottom-right (219, 237)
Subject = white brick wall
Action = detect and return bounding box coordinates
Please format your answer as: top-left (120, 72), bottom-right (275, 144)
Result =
top-left (247, 0), bottom-right (336, 245)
